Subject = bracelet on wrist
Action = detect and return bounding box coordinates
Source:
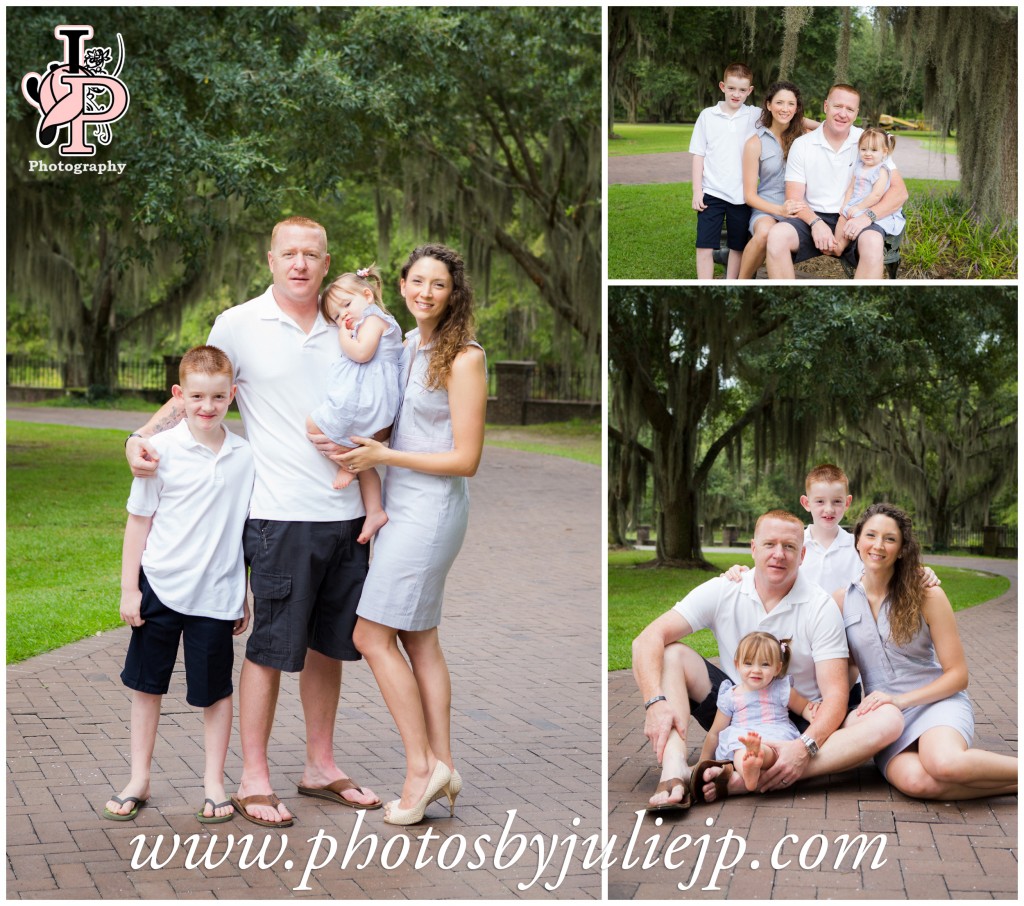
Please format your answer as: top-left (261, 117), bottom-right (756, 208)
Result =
top-left (644, 695), bottom-right (667, 711)
top-left (125, 432), bottom-right (143, 448)
top-left (808, 216), bottom-right (823, 229)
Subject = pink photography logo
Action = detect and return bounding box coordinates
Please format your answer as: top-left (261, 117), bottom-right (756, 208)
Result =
top-left (21, 25), bottom-right (130, 156)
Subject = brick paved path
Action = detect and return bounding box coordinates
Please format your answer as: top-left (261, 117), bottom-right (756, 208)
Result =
top-left (7, 412), bottom-right (601, 899)
top-left (608, 555), bottom-right (1017, 899)
top-left (609, 135), bottom-right (961, 186)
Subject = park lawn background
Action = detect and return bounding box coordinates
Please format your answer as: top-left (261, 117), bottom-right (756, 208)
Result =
top-left (7, 419), bottom-right (599, 663)
top-left (608, 549), bottom-right (1011, 671)
top-left (608, 123), bottom-right (956, 157)
top-left (610, 178), bottom-right (978, 280)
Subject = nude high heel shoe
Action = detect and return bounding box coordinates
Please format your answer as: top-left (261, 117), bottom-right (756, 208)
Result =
top-left (430, 766), bottom-right (462, 817)
top-left (383, 761), bottom-right (452, 826)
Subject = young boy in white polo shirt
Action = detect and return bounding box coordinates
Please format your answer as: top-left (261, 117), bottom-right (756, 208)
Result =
top-left (689, 62), bottom-right (760, 280)
top-left (102, 345), bottom-right (254, 824)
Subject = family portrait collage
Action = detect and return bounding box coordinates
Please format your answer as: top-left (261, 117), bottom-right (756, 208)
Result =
top-left (5, 4), bottom-right (1018, 904)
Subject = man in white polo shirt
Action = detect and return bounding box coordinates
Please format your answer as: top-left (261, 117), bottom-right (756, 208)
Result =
top-left (765, 84), bottom-right (908, 279)
top-left (632, 509), bottom-right (904, 810)
top-left (126, 217), bottom-right (381, 827)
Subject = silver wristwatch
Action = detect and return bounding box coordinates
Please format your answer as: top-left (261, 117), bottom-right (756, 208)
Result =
top-left (799, 733), bottom-right (819, 757)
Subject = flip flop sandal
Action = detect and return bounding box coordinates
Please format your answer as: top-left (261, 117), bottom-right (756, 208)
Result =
top-left (102, 795), bottom-right (148, 821)
top-left (297, 778), bottom-right (382, 810)
top-left (196, 798), bottom-right (235, 824)
top-left (230, 793), bottom-right (294, 828)
top-left (689, 759), bottom-right (734, 804)
top-left (648, 777), bottom-right (693, 812)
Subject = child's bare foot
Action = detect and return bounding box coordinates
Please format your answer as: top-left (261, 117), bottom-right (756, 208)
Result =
top-left (357, 509), bottom-right (388, 544)
top-left (199, 781), bottom-right (234, 821)
top-left (104, 779), bottom-right (150, 818)
top-left (739, 731), bottom-right (764, 792)
top-left (332, 467), bottom-right (355, 490)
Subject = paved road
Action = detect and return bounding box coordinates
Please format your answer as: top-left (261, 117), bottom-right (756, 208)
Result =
top-left (608, 551), bottom-right (1017, 899)
top-left (609, 135), bottom-right (961, 185)
top-left (7, 408), bottom-right (603, 898)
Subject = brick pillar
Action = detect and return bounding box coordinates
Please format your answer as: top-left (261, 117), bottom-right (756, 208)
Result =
top-left (492, 360), bottom-right (535, 425)
top-left (164, 355), bottom-right (182, 398)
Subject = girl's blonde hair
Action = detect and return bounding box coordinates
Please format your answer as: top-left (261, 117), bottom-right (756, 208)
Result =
top-left (319, 264), bottom-right (388, 322)
top-left (734, 631), bottom-right (792, 678)
top-left (858, 127), bottom-right (896, 156)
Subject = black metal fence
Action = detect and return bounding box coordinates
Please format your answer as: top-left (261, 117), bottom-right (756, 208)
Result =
top-left (7, 355), bottom-right (166, 391)
top-left (530, 362), bottom-right (600, 402)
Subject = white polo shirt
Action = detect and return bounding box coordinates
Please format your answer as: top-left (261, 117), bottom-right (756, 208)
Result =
top-left (127, 420), bottom-right (254, 620)
top-left (672, 570), bottom-right (848, 701)
top-left (689, 103), bottom-right (760, 204)
top-left (785, 125), bottom-right (897, 212)
top-left (208, 287), bottom-right (364, 522)
top-left (802, 524), bottom-right (863, 596)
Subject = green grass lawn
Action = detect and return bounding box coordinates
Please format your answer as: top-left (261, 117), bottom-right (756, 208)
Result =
top-left (607, 177), bottom-right (1016, 280)
top-left (6, 418), bottom-right (598, 662)
top-left (608, 123), bottom-right (695, 156)
top-left (608, 549), bottom-right (1011, 671)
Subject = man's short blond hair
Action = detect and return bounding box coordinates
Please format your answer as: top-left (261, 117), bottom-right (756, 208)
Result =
top-left (270, 216), bottom-right (327, 249)
top-left (754, 509), bottom-right (804, 537)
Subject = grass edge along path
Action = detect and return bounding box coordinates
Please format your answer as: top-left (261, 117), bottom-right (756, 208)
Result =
top-left (608, 548), bottom-right (1011, 671)
top-left (7, 419), bottom-right (598, 663)
top-left (609, 178), bottom-right (1015, 280)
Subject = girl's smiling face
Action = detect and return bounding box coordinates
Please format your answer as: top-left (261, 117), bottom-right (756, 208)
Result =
top-left (859, 140), bottom-right (887, 168)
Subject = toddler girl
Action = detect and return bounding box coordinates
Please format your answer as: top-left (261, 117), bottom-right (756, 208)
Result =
top-left (700, 631), bottom-right (819, 792)
top-left (835, 128), bottom-right (905, 254)
top-left (306, 265), bottom-right (403, 543)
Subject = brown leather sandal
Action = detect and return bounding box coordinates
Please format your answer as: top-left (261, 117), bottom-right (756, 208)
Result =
top-left (648, 776), bottom-right (693, 811)
top-left (689, 759), bottom-right (734, 804)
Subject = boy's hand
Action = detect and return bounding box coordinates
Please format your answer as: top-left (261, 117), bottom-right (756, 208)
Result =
top-left (692, 191), bottom-right (707, 212)
top-left (919, 566), bottom-right (941, 588)
top-left (234, 598), bottom-right (251, 636)
top-left (120, 589), bottom-right (144, 627)
top-left (722, 564), bottom-right (749, 583)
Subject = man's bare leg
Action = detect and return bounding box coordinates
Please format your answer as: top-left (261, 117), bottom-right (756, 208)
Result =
top-left (853, 230), bottom-right (884, 279)
top-left (297, 648), bottom-right (379, 806)
top-left (646, 643), bottom-right (713, 807)
top-left (235, 658), bottom-right (292, 824)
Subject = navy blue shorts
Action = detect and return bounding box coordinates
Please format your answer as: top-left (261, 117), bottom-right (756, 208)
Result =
top-left (120, 570), bottom-right (235, 708)
top-left (696, 195), bottom-right (750, 251)
top-left (780, 212), bottom-right (886, 266)
top-left (243, 518), bottom-right (369, 673)
top-left (689, 656), bottom-right (862, 734)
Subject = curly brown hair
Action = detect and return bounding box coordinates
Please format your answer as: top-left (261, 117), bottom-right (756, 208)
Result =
top-left (401, 244), bottom-right (477, 390)
top-left (854, 503), bottom-right (924, 646)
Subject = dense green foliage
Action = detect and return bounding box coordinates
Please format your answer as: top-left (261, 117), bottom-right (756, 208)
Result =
top-left (608, 288), bottom-right (1017, 564)
top-left (7, 7), bottom-right (600, 386)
